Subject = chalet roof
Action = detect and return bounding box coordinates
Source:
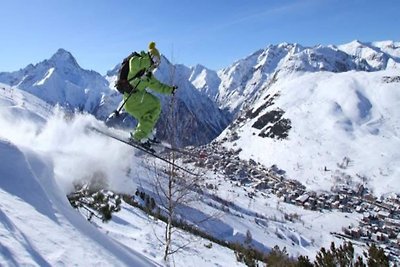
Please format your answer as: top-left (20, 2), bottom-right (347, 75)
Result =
top-left (378, 210), bottom-right (391, 217)
top-left (296, 194), bottom-right (310, 203)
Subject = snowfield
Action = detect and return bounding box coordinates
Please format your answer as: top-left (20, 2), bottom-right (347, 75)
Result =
top-left (0, 141), bottom-right (159, 266)
top-left (221, 69), bottom-right (400, 196)
top-left (0, 83), bottom-right (366, 266)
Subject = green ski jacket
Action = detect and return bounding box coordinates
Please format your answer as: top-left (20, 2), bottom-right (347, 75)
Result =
top-left (123, 51), bottom-right (174, 141)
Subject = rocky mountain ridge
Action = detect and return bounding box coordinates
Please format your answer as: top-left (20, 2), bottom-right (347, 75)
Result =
top-left (189, 40), bottom-right (399, 117)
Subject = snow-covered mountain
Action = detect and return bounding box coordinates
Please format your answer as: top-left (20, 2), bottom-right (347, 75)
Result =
top-left (189, 40), bottom-right (399, 116)
top-left (0, 50), bottom-right (230, 147)
top-left (189, 64), bottom-right (221, 102)
top-left (190, 40), bottom-right (399, 195)
top-left (217, 69), bottom-right (400, 195)
top-left (0, 49), bottom-right (109, 112)
top-left (338, 40), bottom-right (400, 70)
top-left (185, 40), bottom-right (400, 196)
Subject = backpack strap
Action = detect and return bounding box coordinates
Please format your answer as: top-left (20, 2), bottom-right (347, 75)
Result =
top-left (115, 52), bottom-right (144, 94)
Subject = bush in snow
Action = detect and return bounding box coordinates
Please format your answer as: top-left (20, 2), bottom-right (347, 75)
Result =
top-left (67, 183), bottom-right (121, 222)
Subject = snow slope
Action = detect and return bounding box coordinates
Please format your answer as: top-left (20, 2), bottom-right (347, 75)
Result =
top-left (0, 84), bottom-right (252, 266)
top-left (219, 70), bottom-right (400, 195)
top-left (0, 83), bottom-right (159, 266)
top-left (0, 141), bottom-right (158, 266)
top-left (0, 83), bottom-right (367, 266)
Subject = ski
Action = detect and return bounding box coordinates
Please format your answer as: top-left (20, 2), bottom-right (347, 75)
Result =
top-left (88, 126), bottom-right (199, 176)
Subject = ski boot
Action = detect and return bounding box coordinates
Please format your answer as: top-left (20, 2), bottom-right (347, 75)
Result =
top-left (138, 140), bottom-right (156, 153)
top-left (129, 133), bottom-right (156, 153)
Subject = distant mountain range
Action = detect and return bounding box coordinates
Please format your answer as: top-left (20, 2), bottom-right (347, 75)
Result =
top-left (0, 40), bottom-right (398, 150)
top-left (0, 50), bottom-right (230, 147)
top-left (190, 40), bottom-right (399, 115)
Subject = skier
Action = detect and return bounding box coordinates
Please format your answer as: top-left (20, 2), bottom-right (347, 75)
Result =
top-left (108, 42), bottom-right (177, 150)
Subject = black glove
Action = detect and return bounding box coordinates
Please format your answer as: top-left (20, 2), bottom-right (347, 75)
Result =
top-left (172, 85), bottom-right (178, 95)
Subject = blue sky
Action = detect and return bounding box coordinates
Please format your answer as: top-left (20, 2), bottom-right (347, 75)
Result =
top-left (0, 0), bottom-right (399, 74)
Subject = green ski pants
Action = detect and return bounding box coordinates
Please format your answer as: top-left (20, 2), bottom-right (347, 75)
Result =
top-left (123, 91), bottom-right (161, 141)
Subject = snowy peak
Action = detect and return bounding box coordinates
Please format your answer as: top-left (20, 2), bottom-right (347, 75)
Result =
top-left (215, 44), bottom-right (296, 113)
top-left (210, 40), bottom-right (399, 115)
top-left (0, 49), bottom-right (109, 112)
top-left (338, 40), bottom-right (400, 69)
top-left (373, 40), bottom-right (400, 59)
top-left (283, 45), bottom-right (369, 72)
top-left (189, 64), bottom-right (221, 100)
top-left (49, 48), bottom-right (79, 67)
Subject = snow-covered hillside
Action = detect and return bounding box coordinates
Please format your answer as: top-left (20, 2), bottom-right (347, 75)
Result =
top-left (0, 140), bottom-right (159, 266)
top-left (0, 84), bottom-right (152, 265)
top-left (0, 83), bottom-right (251, 266)
top-left (219, 69), bottom-right (400, 195)
top-left (0, 83), bottom-right (373, 266)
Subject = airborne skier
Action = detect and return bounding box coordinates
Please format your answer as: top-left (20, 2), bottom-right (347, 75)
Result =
top-left (109, 42), bottom-right (177, 150)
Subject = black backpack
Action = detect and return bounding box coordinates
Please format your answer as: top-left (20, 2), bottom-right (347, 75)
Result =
top-left (115, 52), bottom-right (146, 94)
